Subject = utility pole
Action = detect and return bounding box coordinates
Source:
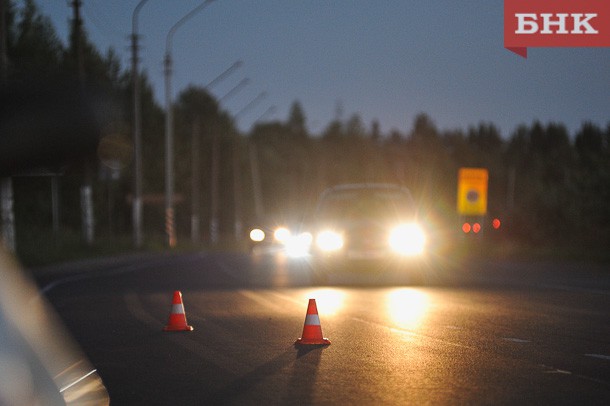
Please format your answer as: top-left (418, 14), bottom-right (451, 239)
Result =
top-left (71, 0), bottom-right (85, 84)
top-left (191, 118), bottom-right (201, 243)
top-left (70, 0), bottom-right (94, 245)
top-left (232, 135), bottom-right (242, 241)
top-left (0, 0), bottom-right (15, 252)
top-left (164, 0), bottom-right (216, 248)
top-left (131, 0), bottom-right (149, 248)
top-left (249, 142), bottom-right (264, 220)
top-left (210, 124), bottom-right (220, 244)
top-left (234, 93), bottom-right (267, 225)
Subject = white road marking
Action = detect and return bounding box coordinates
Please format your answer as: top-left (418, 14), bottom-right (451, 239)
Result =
top-left (351, 317), bottom-right (476, 350)
top-left (585, 354), bottom-right (610, 361)
top-left (539, 284), bottom-right (610, 296)
top-left (542, 368), bottom-right (572, 375)
top-left (39, 253), bottom-right (208, 295)
top-left (40, 261), bottom-right (159, 294)
top-left (238, 290), bottom-right (294, 313)
top-left (268, 291), bottom-right (304, 306)
top-left (502, 337), bottom-right (531, 343)
top-left (123, 292), bottom-right (248, 375)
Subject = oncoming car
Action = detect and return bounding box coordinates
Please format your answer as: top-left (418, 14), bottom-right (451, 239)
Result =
top-left (309, 184), bottom-right (428, 284)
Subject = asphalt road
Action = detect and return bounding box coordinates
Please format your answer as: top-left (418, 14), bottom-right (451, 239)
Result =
top-left (31, 251), bottom-right (610, 405)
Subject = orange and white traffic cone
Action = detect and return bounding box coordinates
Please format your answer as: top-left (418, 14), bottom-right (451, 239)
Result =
top-left (163, 291), bottom-right (194, 332)
top-left (295, 298), bottom-right (331, 345)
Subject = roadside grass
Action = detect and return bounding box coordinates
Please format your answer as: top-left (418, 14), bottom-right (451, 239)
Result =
top-left (14, 229), bottom-right (249, 268)
top-left (455, 238), bottom-right (610, 264)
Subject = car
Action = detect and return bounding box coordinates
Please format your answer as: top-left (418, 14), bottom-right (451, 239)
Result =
top-left (308, 183), bottom-right (428, 284)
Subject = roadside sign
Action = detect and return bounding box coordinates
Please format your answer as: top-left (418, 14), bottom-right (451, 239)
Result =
top-left (457, 168), bottom-right (488, 216)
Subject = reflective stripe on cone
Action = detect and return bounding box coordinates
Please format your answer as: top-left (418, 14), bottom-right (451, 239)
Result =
top-left (163, 291), bottom-right (194, 332)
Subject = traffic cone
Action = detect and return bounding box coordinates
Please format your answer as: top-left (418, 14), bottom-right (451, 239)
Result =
top-left (295, 298), bottom-right (331, 345)
top-left (163, 291), bottom-right (194, 332)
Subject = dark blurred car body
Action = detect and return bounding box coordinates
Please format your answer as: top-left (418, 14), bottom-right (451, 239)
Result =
top-left (0, 78), bottom-right (109, 404)
top-left (309, 184), bottom-right (428, 284)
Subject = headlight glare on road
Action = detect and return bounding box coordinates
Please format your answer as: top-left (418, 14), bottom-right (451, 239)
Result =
top-left (316, 230), bottom-right (344, 252)
top-left (249, 228), bottom-right (265, 242)
top-left (389, 223), bottom-right (426, 255)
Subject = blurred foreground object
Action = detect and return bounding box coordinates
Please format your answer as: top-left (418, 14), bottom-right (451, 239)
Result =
top-left (0, 78), bottom-right (108, 403)
top-left (0, 246), bottom-right (109, 405)
top-left (0, 78), bottom-right (100, 176)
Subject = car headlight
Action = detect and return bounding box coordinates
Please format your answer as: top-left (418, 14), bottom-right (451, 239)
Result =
top-left (388, 223), bottom-right (426, 256)
top-left (249, 228), bottom-right (265, 242)
top-left (316, 230), bottom-right (344, 252)
top-left (284, 232), bottom-right (313, 258)
top-left (273, 227), bottom-right (291, 244)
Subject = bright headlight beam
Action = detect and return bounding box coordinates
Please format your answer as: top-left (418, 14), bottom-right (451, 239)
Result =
top-left (274, 227), bottom-right (291, 243)
top-left (389, 223), bottom-right (426, 255)
top-left (284, 232), bottom-right (313, 258)
top-left (316, 230), bottom-right (344, 252)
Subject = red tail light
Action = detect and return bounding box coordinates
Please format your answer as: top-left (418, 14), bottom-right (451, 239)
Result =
top-left (462, 223), bottom-right (471, 233)
top-left (472, 223), bottom-right (481, 233)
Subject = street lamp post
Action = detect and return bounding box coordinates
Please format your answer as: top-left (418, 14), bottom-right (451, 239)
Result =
top-left (191, 63), bottom-right (244, 244)
top-left (164, 0), bottom-right (216, 248)
top-left (131, 0), bottom-right (149, 249)
top-left (232, 92), bottom-right (267, 240)
top-left (247, 105), bottom-right (276, 223)
top-left (234, 91), bottom-right (268, 123)
top-left (218, 77), bottom-right (250, 105)
top-left (205, 60), bottom-right (242, 90)
top-left (208, 78), bottom-right (252, 244)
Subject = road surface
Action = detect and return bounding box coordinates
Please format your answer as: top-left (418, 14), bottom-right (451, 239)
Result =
top-left (31, 251), bottom-right (610, 405)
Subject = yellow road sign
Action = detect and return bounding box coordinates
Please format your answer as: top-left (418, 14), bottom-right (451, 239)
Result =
top-left (457, 168), bottom-right (488, 216)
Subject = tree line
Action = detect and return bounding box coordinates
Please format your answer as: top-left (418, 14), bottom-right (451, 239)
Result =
top-left (2, 1), bottom-right (609, 261)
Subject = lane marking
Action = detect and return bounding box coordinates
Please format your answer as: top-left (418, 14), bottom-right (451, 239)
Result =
top-left (541, 368), bottom-right (572, 375)
top-left (40, 261), bottom-right (157, 294)
top-left (502, 337), bottom-right (531, 343)
top-left (268, 291), bottom-right (304, 306)
top-left (268, 291), bottom-right (475, 349)
top-left (238, 290), bottom-right (294, 313)
top-left (351, 317), bottom-right (476, 350)
top-left (123, 293), bottom-right (248, 375)
top-left (540, 364), bottom-right (610, 386)
top-left (124, 293), bottom-right (162, 326)
top-left (39, 253), bottom-right (208, 295)
top-left (585, 354), bottom-right (610, 361)
top-left (539, 284), bottom-right (610, 296)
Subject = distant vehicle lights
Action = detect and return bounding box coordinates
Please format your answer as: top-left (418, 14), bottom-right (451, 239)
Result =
top-left (461, 218), bottom-right (501, 234)
top-left (249, 225), bottom-right (313, 258)
top-left (249, 228), bottom-right (265, 242)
